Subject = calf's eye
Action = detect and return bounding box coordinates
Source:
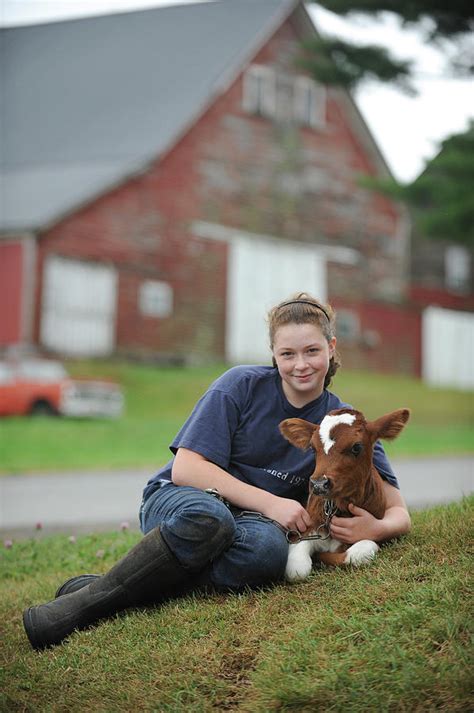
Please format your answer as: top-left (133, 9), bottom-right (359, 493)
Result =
top-left (351, 442), bottom-right (363, 456)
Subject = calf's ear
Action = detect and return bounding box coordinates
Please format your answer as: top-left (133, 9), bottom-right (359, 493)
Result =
top-left (368, 408), bottom-right (411, 441)
top-left (279, 418), bottom-right (317, 450)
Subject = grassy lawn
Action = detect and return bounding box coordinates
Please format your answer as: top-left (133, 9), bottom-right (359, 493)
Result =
top-left (0, 360), bottom-right (473, 473)
top-left (1, 497), bottom-right (472, 711)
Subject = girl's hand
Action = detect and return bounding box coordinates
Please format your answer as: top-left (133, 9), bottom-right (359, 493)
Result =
top-left (263, 496), bottom-right (313, 534)
top-left (330, 503), bottom-right (382, 544)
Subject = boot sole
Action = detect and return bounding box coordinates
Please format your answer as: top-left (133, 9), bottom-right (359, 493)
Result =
top-left (23, 607), bottom-right (44, 651)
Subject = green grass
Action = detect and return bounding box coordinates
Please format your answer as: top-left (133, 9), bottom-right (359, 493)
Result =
top-left (1, 497), bottom-right (472, 711)
top-left (0, 360), bottom-right (472, 473)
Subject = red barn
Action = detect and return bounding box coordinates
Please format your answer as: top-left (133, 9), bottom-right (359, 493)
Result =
top-left (1, 0), bottom-right (418, 372)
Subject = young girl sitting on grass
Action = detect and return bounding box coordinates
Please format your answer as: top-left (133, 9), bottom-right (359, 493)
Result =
top-left (23, 293), bottom-right (411, 649)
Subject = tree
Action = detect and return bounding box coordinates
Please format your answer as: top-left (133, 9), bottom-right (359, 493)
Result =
top-left (301, 1), bottom-right (474, 92)
top-left (405, 122), bottom-right (474, 246)
top-left (362, 122), bottom-right (474, 246)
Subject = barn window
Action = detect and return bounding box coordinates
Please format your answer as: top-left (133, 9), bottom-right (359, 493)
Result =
top-left (336, 310), bottom-right (360, 343)
top-left (242, 65), bottom-right (276, 118)
top-left (139, 280), bottom-right (173, 318)
top-left (0, 364), bottom-right (13, 384)
top-left (294, 77), bottom-right (325, 128)
top-left (275, 75), bottom-right (295, 123)
top-left (243, 65), bottom-right (325, 128)
top-left (445, 245), bottom-right (470, 292)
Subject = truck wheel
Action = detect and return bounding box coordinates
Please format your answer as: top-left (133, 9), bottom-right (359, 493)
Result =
top-left (30, 400), bottom-right (57, 417)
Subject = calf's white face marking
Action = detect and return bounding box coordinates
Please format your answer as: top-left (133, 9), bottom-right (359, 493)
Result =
top-left (319, 413), bottom-right (356, 454)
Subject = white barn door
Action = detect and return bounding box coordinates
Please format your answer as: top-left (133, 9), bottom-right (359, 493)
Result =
top-left (423, 306), bottom-right (474, 390)
top-left (41, 255), bottom-right (117, 356)
top-left (226, 235), bottom-right (326, 363)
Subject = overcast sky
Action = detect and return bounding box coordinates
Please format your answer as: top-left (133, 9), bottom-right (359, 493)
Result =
top-left (2, 0), bottom-right (473, 183)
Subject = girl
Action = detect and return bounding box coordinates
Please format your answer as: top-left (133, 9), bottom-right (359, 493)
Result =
top-left (23, 294), bottom-right (410, 649)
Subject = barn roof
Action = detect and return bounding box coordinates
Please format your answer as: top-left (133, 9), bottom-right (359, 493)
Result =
top-left (1, 0), bottom-right (391, 232)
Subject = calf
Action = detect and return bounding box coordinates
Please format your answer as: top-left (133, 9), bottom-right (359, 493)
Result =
top-left (280, 407), bottom-right (410, 582)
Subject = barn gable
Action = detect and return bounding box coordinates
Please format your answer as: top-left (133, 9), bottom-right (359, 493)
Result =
top-left (1, 0), bottom-right (393, 232)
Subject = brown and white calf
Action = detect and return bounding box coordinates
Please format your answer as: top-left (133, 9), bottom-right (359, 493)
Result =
top-left (280, 407), bottom-right (410, 582)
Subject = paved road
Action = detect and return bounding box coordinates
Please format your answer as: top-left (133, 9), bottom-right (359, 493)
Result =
top-left (1, 457), bottom-right (472, 540)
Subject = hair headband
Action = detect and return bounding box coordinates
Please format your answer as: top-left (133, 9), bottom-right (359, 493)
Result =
top-left (277, 299), bottom-right (330, 323)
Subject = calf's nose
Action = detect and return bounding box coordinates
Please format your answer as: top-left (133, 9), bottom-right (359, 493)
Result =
top-left (311, 476), bottom-right (331, 495)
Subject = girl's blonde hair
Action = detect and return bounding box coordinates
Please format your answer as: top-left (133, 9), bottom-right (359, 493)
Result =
top-left (267, 292), bottom-right (341, 389)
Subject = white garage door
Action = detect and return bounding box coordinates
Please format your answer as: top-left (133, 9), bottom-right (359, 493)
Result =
top-left (226, 235), bottom-right (326, 363)
top-left (41, 256), bottom-right (117, 356)
top-left (423, 306), bottom-right (474, 390)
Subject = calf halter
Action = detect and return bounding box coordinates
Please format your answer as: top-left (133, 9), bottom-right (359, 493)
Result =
top-left (276, 299), bottom-right (331, 323)
top-left (286, 499), bottom-right (338, 544)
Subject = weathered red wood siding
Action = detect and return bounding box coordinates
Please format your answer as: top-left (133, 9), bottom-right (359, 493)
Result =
top-left (332, 298), bottom-right (422, 377)
top-left (0, 240), bottom-right (24, 346)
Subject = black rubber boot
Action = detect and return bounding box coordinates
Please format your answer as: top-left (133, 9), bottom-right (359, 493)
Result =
top-left (23, 528), bottom-right (186, 650)
top-left (55, 574), bottom-right (100, 598)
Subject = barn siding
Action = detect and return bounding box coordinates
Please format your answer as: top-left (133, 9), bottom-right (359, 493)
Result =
top-left (332, 299), bottom-right (422, 377)
top-left (0, 241), bottom-right (24, 346)
top-left (410, 285), bottom-right (474, 312)
top-left (0, 236), bottom-right (36, 349)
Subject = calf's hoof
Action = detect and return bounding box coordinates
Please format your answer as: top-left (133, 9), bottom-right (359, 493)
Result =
top-left (285, 555), bottom-right (313, 583)
top-left (344, 540), bottom-right (379, 566)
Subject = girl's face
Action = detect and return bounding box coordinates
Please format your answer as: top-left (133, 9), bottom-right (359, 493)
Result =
top-left (272, 322), bottom-right (336, 408)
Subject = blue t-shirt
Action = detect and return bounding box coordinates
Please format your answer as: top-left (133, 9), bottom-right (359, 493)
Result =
top-left (142, 365), bottom-right (398, 503)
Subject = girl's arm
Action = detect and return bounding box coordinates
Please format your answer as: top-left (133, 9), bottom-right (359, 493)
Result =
top-left (329, 480), bottom-right (411, 544)
top-left (172, 447), bottom-right (313, 534)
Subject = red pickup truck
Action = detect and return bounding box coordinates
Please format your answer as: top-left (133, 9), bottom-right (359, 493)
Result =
top-left (0, 359), bottom-right (124, 418)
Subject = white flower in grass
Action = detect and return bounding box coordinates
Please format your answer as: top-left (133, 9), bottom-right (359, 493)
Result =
top-left (120, 521), bottom-right (130, 532)
top-left (4, 539), bottom-right (13, 549)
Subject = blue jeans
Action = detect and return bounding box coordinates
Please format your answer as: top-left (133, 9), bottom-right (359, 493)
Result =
top-left (139, 482), bottom-right (289, 592)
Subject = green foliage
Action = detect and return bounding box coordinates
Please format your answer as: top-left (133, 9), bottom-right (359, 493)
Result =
top-left (0, 361), bottom-right (472, 473)
top-left (407, 122), bottom-right (474, 245)
top-left (305, 1), bottom-right (474, 91)
top-left (1, 497), bottom-right (472, 711)
top-left (298, 36), bottom-right (414, 93)
top-left (315, 1), bottom-right (474, 38)
top-left (361, 122), bottom-right (474, 246)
